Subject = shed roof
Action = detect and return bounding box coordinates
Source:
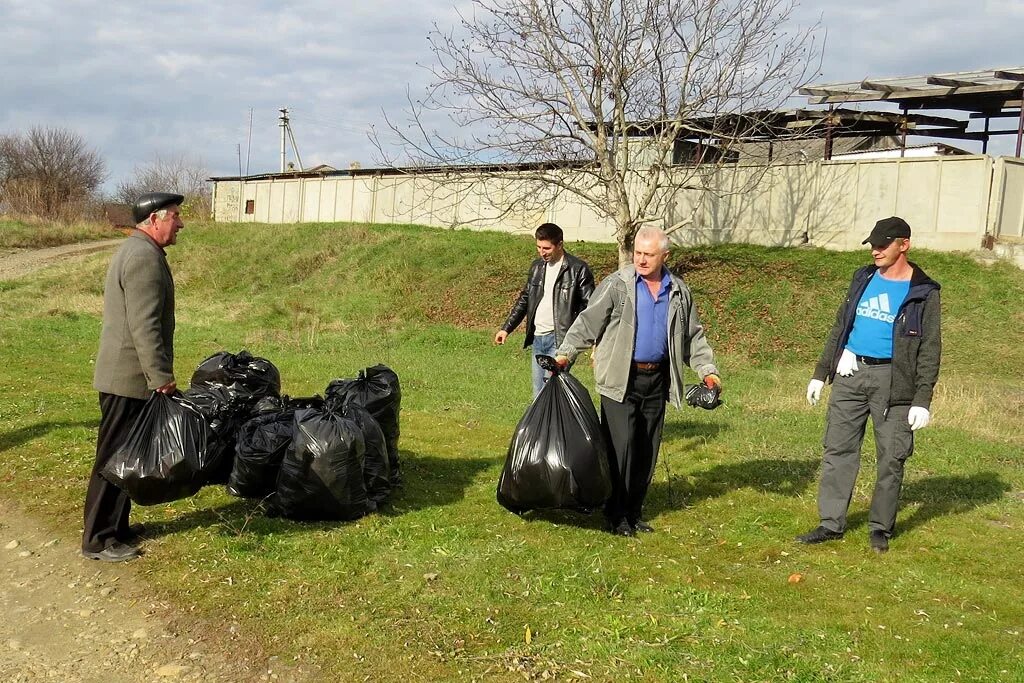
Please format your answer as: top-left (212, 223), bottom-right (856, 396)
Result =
top-left (801, 67), bottom-right (1024, 113)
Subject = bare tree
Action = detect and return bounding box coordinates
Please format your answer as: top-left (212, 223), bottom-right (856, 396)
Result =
top-left (378, 0), bottom-right (819, 261)
top-left (115, 154), bottom-right (212, 218)
top-left (0, 126), bottom-right (106, 221)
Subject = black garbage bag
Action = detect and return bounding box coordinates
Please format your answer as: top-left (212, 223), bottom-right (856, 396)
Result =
top-left (227, 410), bottom-right (295, 499)
top-left (325, 364), bottom-right (401, 485)
top-left (190, 349), bottom-right (281, 404)
top-left (101, 392), bottom-right (218, 505)
top-left (227, 395), bottom-right (327, 498)
top-left (268, 406), bottom-right (372, 521)
top-left (253, 394), bottom-right (324, 416)
top-left (685, 383), bottom-right (722, 410)
top-left (496, 359), bottom-right (612, 514)
top-left (180, 384), bottom-right (247, 485)
top-left (336, 400), bottom-right (391, 505)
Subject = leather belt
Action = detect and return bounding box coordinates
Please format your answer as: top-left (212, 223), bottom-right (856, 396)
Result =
top-left (856, 355), bottom-right (891, 365)
top-left (633, 361), bottom-right (662, 371)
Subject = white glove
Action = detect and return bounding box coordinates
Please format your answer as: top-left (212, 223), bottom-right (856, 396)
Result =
top-left (908, 406), bottom-right (930, 431)
top-left (836, 349), bottom-right (859, 377)
top-left (806, 379), bottom-right (824, 406)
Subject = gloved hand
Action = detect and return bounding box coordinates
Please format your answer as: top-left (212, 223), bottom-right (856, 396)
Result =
top-left (806, 379), bottom-right (824, 406)
top-left (908, 406), bottom-right (930, 431)
top-left (704, 374), bottom-right (722, 391)
top-left (836, 349), bottom-right (859, 377)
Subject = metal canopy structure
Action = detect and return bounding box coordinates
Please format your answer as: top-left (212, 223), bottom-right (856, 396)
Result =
top-left (800, 67), bottom-right (1024, 155)
top-left (590, 108), bottom-right (976, 161)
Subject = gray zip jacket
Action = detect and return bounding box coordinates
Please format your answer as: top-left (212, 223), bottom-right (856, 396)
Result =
top-left (555, 265), bottom-right (718, 406)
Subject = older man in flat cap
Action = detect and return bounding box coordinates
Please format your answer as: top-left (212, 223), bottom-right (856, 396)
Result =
top-left (83, 192), bottom-right (184, 561)
top-left (798, 216), bottom-right (941, 554)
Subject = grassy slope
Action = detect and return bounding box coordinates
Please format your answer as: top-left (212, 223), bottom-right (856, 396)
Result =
top-left (1, 221), bottom-right (1022, 682)
top-left (0, 217), bottom-right (121, 249)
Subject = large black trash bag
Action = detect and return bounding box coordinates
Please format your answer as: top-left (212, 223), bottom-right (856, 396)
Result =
top-left (268, 407), bottom-right (372, 521)
top-left (190, 349), bottom-right (281, 404)
top-left (325, 364), bottom-right (401, 485)
top-left (496, 362), bottom-right (612, 514)
top-left (336, 400), bottom-right (391, 505)
top-left (227, 395), bottom-right (326, 498)
top-left (101, 392), bottom-right (218, 505)
top-left (227, 410), bottom-right (295, 499)
top-left (180, 384), bottom-right (245, 485)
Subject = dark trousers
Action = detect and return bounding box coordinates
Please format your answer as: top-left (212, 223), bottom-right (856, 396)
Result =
top-left (83, 392), bottom-right (145, 553)
top-left (600, 367), bottom-right (668, 525)
top-left (819, 365), bottom-right (914, 536)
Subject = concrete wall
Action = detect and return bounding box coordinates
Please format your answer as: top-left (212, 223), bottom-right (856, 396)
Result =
top-left (214, 154), bottom-right (1019, 254)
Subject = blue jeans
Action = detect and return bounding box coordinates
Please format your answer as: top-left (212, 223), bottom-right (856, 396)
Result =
top-left (531, 333), bottom-right (558, 398)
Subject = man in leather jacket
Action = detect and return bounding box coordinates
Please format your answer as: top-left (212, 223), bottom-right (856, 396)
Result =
top-left (494, 223), bottom-right (595, 397)
top-left (798, 217), bottom-right (941, 554)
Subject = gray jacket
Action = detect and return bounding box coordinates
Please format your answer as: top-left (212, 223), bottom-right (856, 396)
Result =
top-left (93, 231), bottom-right (175, 399)
top-left (556, 265), bottom-right (718, 406)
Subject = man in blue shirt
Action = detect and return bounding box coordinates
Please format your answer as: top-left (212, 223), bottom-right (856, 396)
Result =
top-left (799, 217), bottom-right (942, 553)
top-left (555, 227), bottom-right (721, 536)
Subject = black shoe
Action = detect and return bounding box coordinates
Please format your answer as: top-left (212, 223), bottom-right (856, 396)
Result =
top-left (796, 526), bottom-right (844, 544)
top-left (869, 530), bottom-right (889, 554)
top-left (632, 520), bottom-right (655, 533)
top-left (82, 541), bottom-right (141, 563)
top-left (119, 523), bottom-right (146, 544)
top-left (611, 520), bottom-right (636, 537)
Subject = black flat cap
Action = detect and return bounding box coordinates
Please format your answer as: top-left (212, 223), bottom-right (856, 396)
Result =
top-left (862, 216), bottom-right (911, 246)
top-left (132, 192), bottom-right (185, 224)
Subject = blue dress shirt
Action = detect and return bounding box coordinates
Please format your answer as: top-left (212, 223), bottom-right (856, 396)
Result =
top-left (634, 269), bottom-right (671, 362)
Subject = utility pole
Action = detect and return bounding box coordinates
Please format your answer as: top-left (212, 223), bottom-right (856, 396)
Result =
top-left (278, 107), bottom-right (304, 172)
top-left (279, 107), bottom-right (289, 172)
top-left (245, 107), bottom-right (253, 176)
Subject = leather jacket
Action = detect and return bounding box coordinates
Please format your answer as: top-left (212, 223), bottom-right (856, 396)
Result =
top-left (501, 251), bottom-right (595, 348)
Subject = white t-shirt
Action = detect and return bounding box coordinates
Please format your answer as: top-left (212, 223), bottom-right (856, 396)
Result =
top-left (533, 257), bottom-right (563, 336)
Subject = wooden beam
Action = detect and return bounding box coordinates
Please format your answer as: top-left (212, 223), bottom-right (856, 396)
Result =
top-left (860, 80), bottom-right (918, 93)
top-left (807, 81), bottom-right (1024, 105)
top-left (969, 107), bottom-right (1024, 118)
top-left (799, 86), bottom-right (849, 96)
top-left (994, 70), bottom-right (1024, 82)
top-left (927, 76), bottom-right (983, 87)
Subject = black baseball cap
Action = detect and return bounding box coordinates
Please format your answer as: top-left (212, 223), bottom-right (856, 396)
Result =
top-left (132, 192), bottom-right (185, 224)
top-left (862, 216), bottom-right (911, 246)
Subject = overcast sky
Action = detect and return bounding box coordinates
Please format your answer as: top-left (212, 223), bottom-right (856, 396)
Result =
top-left (1, 0), bottom-right (1021, 192)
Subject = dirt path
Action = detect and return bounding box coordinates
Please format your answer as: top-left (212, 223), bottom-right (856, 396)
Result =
top-left (0, 503), bottom-right (314, 682)
top-left (0, 239), bottom-right (124, 281)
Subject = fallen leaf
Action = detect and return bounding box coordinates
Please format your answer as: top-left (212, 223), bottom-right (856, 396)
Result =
top-left (525, 626), bottom-right (532, 644)
top-left (788, 573), bottom-right (803, 584)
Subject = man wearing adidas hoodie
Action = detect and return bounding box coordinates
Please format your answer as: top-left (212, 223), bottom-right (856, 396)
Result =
top-left (798, 217), bottom-right (941, 553)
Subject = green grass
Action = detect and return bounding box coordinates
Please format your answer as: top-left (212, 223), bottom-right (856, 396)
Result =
top-left (1, 221), bottom-right (1022, 682)
top-left (0, 216), bottom-right (121, 249)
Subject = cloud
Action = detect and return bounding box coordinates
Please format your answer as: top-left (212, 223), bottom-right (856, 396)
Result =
top-left (0, 0), bottom-right (1020, 191)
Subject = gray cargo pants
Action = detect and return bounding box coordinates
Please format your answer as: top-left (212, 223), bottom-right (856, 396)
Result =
top-left (818, 364), bottom-right (914, 536)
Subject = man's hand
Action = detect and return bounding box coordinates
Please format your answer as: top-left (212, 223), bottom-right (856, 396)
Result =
top-left (806, 379), bottom-right (824, 406)
top-left (155, 380), bottom-right (177, 395)
top-left (836, 349), bottom-right (859, 377)
top-left (554, 355), bottom-right (569, 370)
top-left (703, 374), bottom-right (722, 391)
top-left (494, 330), bottom-right (508, 345)
top-left (908, 406), bottom-right (930, 431)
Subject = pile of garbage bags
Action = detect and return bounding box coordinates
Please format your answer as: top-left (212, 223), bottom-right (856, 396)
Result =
top-left (101, 351), bottom-right (402, 521)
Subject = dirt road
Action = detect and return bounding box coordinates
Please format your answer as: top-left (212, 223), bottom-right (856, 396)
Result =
top-left (0, 501), bottom-right (316, 682)
top-left (0, 239), bottom-right (123, 281)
